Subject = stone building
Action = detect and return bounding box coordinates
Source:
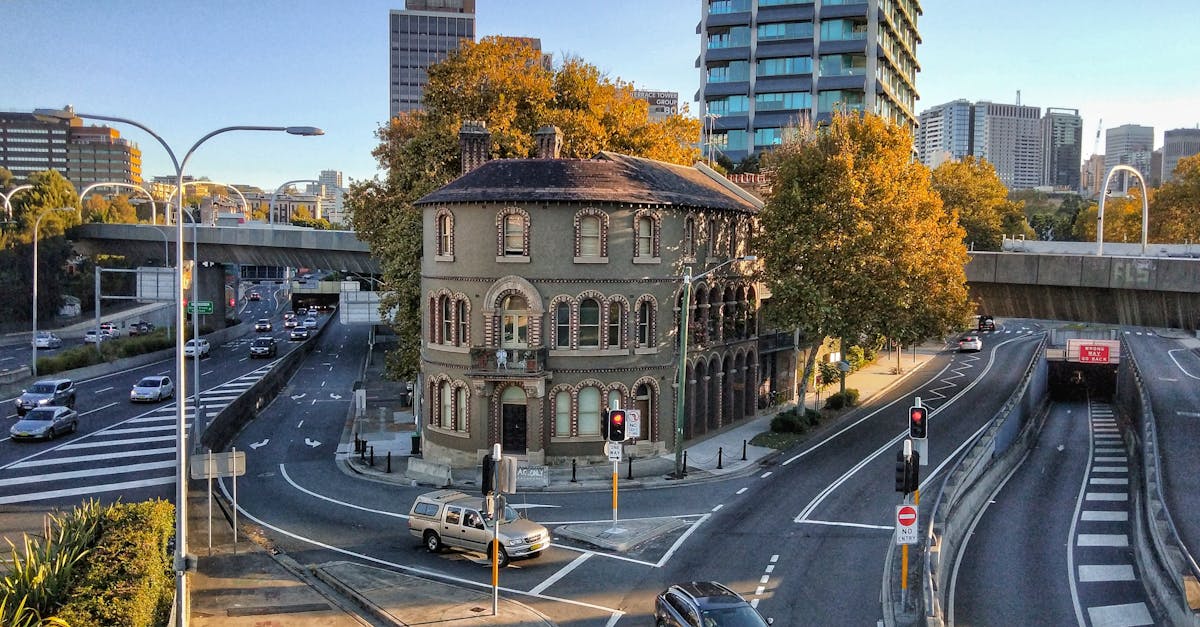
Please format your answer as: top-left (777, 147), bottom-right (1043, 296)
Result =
top-left (414, 123), bottom-right (795, 468)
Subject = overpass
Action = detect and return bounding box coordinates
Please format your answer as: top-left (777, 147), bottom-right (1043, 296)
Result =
top-left (69, 224), bottom-right (1200, 331)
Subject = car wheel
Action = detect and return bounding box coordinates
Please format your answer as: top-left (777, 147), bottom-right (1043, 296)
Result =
top-left (493, 545), bottom-right (510, 568)
top-left (70, 420), bottom-right (78, 434)
top-left (46, 428), bottom-right (55, 441)
top-left (424, 531), bottom-right (443, 553)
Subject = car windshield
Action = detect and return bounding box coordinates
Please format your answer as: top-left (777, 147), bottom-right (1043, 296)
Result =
top-left (253, 339), bottom-right (272, 346)
top-left (258, 319), bottom-right (269, 323)
top-left (137, 378), bottom-right (160, 387)
top-left (186, 341), bottom-right (197, 347)
top-left (700, 605), bottom-right (769, 626)
top-left (24, 409), bottom-right (57, 422)
top-left (29, 383), bottom-right (56, 393)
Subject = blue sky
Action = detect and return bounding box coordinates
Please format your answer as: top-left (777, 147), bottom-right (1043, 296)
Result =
top-left (3, 1), bottom-right (1197, 190)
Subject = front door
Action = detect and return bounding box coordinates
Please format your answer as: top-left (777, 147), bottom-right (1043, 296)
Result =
top-left (502, 403), bottom-right (527, 454)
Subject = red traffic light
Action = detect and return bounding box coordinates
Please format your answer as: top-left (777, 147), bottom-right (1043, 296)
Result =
top-left (909, 406), bottom-right (928, 439)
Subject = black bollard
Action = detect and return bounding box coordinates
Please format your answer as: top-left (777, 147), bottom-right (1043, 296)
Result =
top-left (683, 450), bottom-right (688, 476)
top-left (742, 439), bottom-right (748, 461)
top-left (570, 458), bottom-right (578, 483)
top-left (718, 446), bottom-right (723, 470)
top-left (369, 445), bottom-right (374, 467)
top-left (627, 454), bottom-right (633, 480)
top-left (386, 451), bottom-right (392, 474)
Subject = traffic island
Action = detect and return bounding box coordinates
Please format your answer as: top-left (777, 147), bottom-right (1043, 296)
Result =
top-left (553, 516), bottom-right (688, 552)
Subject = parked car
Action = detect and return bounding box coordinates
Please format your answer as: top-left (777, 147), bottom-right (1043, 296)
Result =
top-left (33, 331), bottom-right (63, 349)
top-left (655, 581), bottom-right (773, 627)
top-left (130, 376), bottom-right (175, 403)
top-left (408, 489), bottom-right (549, 567)
top-left (129, 321), bottom-right (156, 336)
top-left (289, 326), bottom-right (310, 341)
top-left (99, 322), bottom-right (120, 338)
top-left (83, 329), bottom-right (113, 344)
top-left (254, 318), bottom-right (272, 332)
top-left (184, 338), bottom-right (211, 358)
top-left (10, 406), bottom-right (79, 441)
top-left (958, 335), bottom-right (983, 352)
top-left (977, 315), bottom-right (995, 331)
top-left (248, 292), bottom-right (261, 301)
top-left (249, 337), bottom-right (277, 358)
top-left (14, 379), bottom-right (76, 417)
top-left (303, 316), bottom-right (318, 330)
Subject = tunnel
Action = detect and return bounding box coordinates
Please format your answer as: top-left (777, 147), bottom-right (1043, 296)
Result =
top-left (1047, 360), bottom-right (1118, 402)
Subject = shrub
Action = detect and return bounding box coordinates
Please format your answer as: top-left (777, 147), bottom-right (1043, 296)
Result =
top-left (823, 389), bottom-right (860, 410)
top-left (0, 500), bottom-right (103, 626)
top-left (770, 408), bottom-right (805, 433)
top-left (803, 408), bottom-right (822, 426)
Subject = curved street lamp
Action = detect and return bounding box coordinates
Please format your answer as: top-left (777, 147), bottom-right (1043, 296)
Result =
top-left (32, 207), bottom-right (81, 375)
top-left (33, 106), bottom-right (323, 627)
top-left (1097, 164), bottom-right (1150, 256)
top-left (672, 255), bottom-right (756, 478)
top-left (2, 184), bottom-right (34, 224)
top-left (269, 179), bottom-right (320, 225)
top-left (79, 181), bottom-right (159, 225)
top-left (166, 180), bottom-right (250, 225)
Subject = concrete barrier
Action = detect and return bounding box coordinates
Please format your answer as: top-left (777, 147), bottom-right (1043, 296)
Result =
top-left (405, 457), bottom-right (452, 487)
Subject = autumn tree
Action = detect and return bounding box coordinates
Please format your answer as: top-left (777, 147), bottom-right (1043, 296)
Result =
top-left (1150, 153), bottom-right (1200, 242)
top-left (349, 36), bottom-right (703, 379)
top-left (756, 112), bottom-right (972, 403)
top-left (0, 169), bottom-right (81, 324)
top-left (1072, 187), bottom-right (1150, 243)
top-left (931, 156), bottom-right (1031, 250)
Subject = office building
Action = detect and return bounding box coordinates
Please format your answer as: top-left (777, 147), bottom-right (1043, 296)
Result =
top-left (1104, 124), bottom-right (1154, 192)
top-left (1163, 128), bottom-right (1200, 182)
top-left (389, 0), bottom-right (476, 117)
top-left (1041, 108), bottom-right (1081, 190)
top-left (972, 102), bottom-right (1042, 189)
top-left (0, 110), bottom-right (141, 189)
top-left (915, 99), bottom-right (971, 169)
top-left (1080, 153), bottom-right (1106, 199)
top-left (697, 0), bottom-right (922, 163)
top-left (308, 169), bottom-right (347, 225)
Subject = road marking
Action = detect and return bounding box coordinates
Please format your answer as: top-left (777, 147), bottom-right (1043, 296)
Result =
top-left (59, 435), bottom-right (176, 450)
top-left (0, 476), bottom-right (175, 505)
top-left (1085, 492), bottom-right (1127, 502)
top-left (99, 425), bottom-right (177, 436)
top-left (736, 487), bottom-right (747, 494)
top-left (760, 471), bottom-right (772, 478)
top-left (529, 552), bottom-right (590, 596)
top-left (279, 464), bottom-right (407, 518)
top-left (798, 519), bottom-right (894, 531)
top-left (1077, 534), bottom-right (1128, 547)
top-left (711, 504), bottom-right (723, 512)
top-left (1166, 349), bottom-right (1200, 380)
top-left (1178, 411), bottom-right (1200, 418)
top-left (1091, 466), bottom-right (1127, 473)
top-left (1086, 602), bottom-right (1153, 626)
top-left (1078, 564), bottom-right (1135, 582)
top-left (770, 554), bottom-right (778, 563)
top-left (1089, 477), bottom-right (1128, 485)
top-left (94, 386), bottom-right (113, 394)
top-left (7, 446), bottom-right (176, 469)
top-left (1081, 511), bottom-right (1129, 522)
top-left (0, 460), bottom-right (174, 488)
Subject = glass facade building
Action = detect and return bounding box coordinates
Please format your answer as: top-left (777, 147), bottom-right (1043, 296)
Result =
top-left (389, 0), bottom-right (476, 118)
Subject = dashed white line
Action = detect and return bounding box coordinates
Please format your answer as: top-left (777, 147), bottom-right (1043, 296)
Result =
top-left (736, 487), bottom-right (748, 495)
top-left (760, 471), bottom-right (772, 478)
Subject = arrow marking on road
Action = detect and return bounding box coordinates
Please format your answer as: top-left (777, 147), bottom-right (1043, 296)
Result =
top-left (291, 393), bottom-right (307, 400)
top-left (250, 439), bottom-right (269, 450)
top-left (329, 393), bottom-right (342, 400)
top-left (304, 438), bottom-right (321, 448)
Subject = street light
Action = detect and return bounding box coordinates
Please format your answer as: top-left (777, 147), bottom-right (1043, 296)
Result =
top-left (32, 207), bottom-right (79, 376)
top-left (1097, 164), bottom-right (1150, 256)
top-left (33, 106), bottom-right (323, 627)
top-left (269, 179), bottom-right (320, 225)
top-left (2, 184), bottom-right (33, 224)
top-left (673, 255), bottom-right (756, 478)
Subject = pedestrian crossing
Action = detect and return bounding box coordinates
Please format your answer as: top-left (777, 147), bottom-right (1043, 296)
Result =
top-left (0, 362), bottom-right (276, 506)
top-left (1073, 400), bottom-right (1154, 627)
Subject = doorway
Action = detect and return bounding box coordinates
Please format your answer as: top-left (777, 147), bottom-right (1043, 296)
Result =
top-left (500, 386), bottom-right (527, 454)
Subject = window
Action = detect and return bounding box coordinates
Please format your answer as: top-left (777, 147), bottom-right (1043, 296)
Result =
top-left (684, 217), bottom-right (697, 258)
top-left (436, 212), bottom-right (453, 256)
top-left (439, 381), bottom-right (451, 428)
top-left (501, 294), bottom-right (528, 348)
top-left (755, 92), bottom-right (812, 111)
top-left (710, 130), bottom-right (748, 154)
top-left (555, 302), bottom-right (571, 348)
top-left (759, 0), bottom-right (812, 5)
top-left (818, 89), bottom-right (866, 113)
top-left (706, 61), bottom-right (750, 83)
top-left (754, 128), bottom-right (784, 147)
top-left (578, 387), bottom-right (601, 436)
top-left (820, 18), bottom-right (868, 41)
top-left (455, 386), bottom-right (468, 432)
top-left (708, 0), bottom-right (750, 13)
top-left (757, 56), bottom-right (812, 76)
top-left (579, 215), bottom-right (602, 257)
top-left (636, 216), bottom-right (655, 257)
top-left (707, 26), bottom-right (750, 49)
top-left (554, 391), bottom-right (571, 436)
top-left (706, 95), bottom-right (748, 116)
top-left (607, 301), bottom-right (623, 348)
top-left (503, 213), bottom-right (525, 255)
top-left (456, 299), bottom-right (468, 345)
top-left (607, 389), bottom-right (622, 413)
top-left (756, 21), bottom-right (813, 41)
top-left (819, 54), bottom-right (867, 77)
top-left (440, 296), bottom-right (453, 344)
top-left (579, 299), bottom-right (601, 348)
top-left (637, 300), bottom-right (654, 347)
top-left (445, 506), bottom-right (461, 526)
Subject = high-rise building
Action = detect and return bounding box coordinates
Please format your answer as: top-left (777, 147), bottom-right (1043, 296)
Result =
top-left (916, 99), bottom-right (972, 169)
top-left (1081, 153), bottom-right (1106, 198)
top-left (697, 0), bottom-right (922, 163)
top-left (1041, 108), bottom-right (1081, 190)
top-left (1163, 128), bottom-right (1200, 182)
top-left (972, 102), bottom-right (1042, 189)
top-left (0, 110), bottom-right (141, 190)
top-left (1104, 124), bottom-right (1154, 192)
top-left (389, 0), bottom-right (476, 118)
top-left (309, 169), bottom-right (347, 225)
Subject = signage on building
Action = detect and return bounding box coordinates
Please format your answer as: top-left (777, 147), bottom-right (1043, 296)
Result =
top-left (1065, 339), bottom-right (1120, 364)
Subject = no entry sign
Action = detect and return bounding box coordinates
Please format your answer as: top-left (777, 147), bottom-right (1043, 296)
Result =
top-left (896, 505), bottom-right (919, 545)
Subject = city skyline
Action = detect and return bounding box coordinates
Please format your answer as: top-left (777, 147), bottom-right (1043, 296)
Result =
top-left (2, 0), bottom-right (1198, 190)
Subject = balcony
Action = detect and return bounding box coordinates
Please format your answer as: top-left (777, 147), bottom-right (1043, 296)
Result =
top-left (468, 346), bottom-right (548, 377)
top-left (758, 331), bottom-right (796, 354)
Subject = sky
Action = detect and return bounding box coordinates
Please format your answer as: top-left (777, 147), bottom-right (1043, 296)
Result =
top-left (3, 1), bottom-right (1198, 191)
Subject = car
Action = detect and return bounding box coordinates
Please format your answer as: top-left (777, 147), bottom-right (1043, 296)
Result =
top-left (184, 338), bottom-right (211, 358)
top-left (10, 406), bottom-right (79, 441)
top-left (129, 321), bottom-right (155, 336)
top-left (407, 490), bottom-right (549, 567)
top-left (254, 318), bottom-right (273, 332)
top-left (249, 337), bottom-right (277, 358)
top-left (83, 329), bottom-right (113, 344)
top-left (33, 331), bottom-right (63, 349)
top-left (295, 307), bottom-right (308, 316)
top-left (289, 326), bottom-right (310, 341)
top-left (958, 335), bottom-right (983, 352)
top-left (655, 581), bottom-right (774, 627)
top-left (303, 316), bottom-right (318, 330)
top-left (282, 311), bottom-right (296, 320)
top-left (977, 315), bottom-right (995, 331)
top-left (283, 317), bottom-right (299, 329)
top-left (130, 376), bottom-right (175, 402)
top-left (14, 378), bottom-right (77, 416)
top-left (99, 322), bottom-right (120, 338)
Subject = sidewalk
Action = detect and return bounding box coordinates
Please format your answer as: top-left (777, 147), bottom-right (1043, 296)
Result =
top-left (192, 339), bottom-right (948, 626)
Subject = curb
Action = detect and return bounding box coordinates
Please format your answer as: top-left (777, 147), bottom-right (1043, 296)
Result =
top-left (311, 563), bottom-right (401, 627)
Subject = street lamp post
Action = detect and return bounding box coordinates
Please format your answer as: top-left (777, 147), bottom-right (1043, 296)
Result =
top-left (1097, 164), bottom-right (1150, 256)
top-left (32, 207), bottom-right (78, 377)
top-left (269, 179), bottom-right (320, 225)
top-left (34, 106), bottom-right (322, 627)
top-left (672, 255), bottom-right (755, 478)
top-left (134, 223), bottom-right (172, 266)
top-left (2, 184), bottom-right (34, 223)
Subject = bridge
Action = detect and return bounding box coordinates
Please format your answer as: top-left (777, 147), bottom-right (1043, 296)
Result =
top-left (69, 224), bottom-right (1200, 331)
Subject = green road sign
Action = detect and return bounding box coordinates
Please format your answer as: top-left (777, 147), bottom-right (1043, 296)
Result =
top-left (187, 301), bottom-right (214, 315)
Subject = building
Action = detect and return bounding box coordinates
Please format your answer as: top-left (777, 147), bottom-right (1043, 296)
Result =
top-left (1080, 153), bottom-right (1106, 199)
top-left (1041, 108), bottom-right (1082, 190)
top-left (389, 0), bottom-right (476, 117)
top-left (1163, 128), bottom-right (1200, 183)
top-left (697, 0), bottom-right (922, 163)
top-left (413, 123), bottom-right (794, 468)
top-left (308, 169), bottom-right (347, 225)
top-left (970, 102), bottom-right (1042, 190)
top-left (635, 91), bottom-right (680, 121)
top-left (1104, 124), bottom-right (1154, 192)
top-left (244, 190), bottom-right (323, 223)
top-left (915, 99), bottom-right (972, 169)
top-left (0, 110), bottom-right (141, 189)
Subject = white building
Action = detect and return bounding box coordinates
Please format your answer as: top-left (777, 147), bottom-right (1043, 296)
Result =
top-left (1104, 124), bottom-right (1154, 192)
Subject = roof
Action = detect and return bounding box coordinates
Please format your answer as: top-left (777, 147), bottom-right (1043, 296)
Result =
top-left (415, 152), bottom-right (761, 213)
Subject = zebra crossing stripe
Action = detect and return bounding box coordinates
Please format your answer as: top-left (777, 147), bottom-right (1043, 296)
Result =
top-left (0, 460), bottom-right (175, 488)
top-left (0, 476), bottom-right (176, 505)
top-left (1085, 492), bottom-right (1128, 501)
top-left (98, 425), bottom-right (177, 436)
top-left (1086, 602), bottom-right (1153, 626)
top-left (1081, 511), bottom-right (1127, 522)
top-left (7, 447), bottom-right (176, 469)
top-left (58, 435), bottom-right (176, 450)
top-left (1077, 534), bottom-right (1129, 547)
top-left (1078, 564), bottom-right (1136, 582)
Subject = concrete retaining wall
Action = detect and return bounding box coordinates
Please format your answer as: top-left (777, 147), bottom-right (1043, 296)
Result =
top-left (405, 457), bottom-right (452, 487)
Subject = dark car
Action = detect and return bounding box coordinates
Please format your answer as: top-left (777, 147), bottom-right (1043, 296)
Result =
top-left (250, 337), bottom-right (277, 358)
top-left (248, 292), bottom-right (261, 301)
top-left (655, 581), bottom-right (772, 627)
top-left (129, 321), bottom-right (156, 336)
top-left (978, 315), bottom-right (995, 331)
top-left (14, 378), bottom-right (76, 417)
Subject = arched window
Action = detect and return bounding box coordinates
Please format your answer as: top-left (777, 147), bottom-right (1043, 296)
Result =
top-left (555, 301), bottom-right (571, 348)
top-left (578, 387), bottom-right (601, 436)
top-left (456, 299), bottom-right (468, 346)
top-left (436, 212), bottom-right (453, 256)
top-left (707, 216), bottom-right (717, 258)
top-left (684, 216), bottom-right (697, 258)
top-left (607, 389), bottom-right (622, 411)
top-left (439, 380), bottom-right (451, 428)
top-left (637, 299), bottom-right (654, 348)
top-left (579, 215), bottom-right (602, 257)
top-left (503, 213), bottom-right (525, 256)
top-left (455, 386), bottom-right (468, 433)
top-left (554, 390), bottom-right (571, 437)
top-left (579, 299), bottom-right (601, 348)
top-left (607, 301), bottom-right (624, 349)
top-left (636, 216), bottom-right (654, 257)
top-left (501, 294), bottom-right (528, 348)
top-left (440, 295), bottom-right (453, 344)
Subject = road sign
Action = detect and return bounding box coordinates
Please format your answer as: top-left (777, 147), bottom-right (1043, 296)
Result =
top-left (895, 504), bottom-right (919, 545)
top-left (625, 409), bottom-right (641, 439)
top-left (190, 451), bottom-right (245, 479)
top-left (605, 441), bottom-right (622, 462)
top-left (187, 300), bottom-right (214, 315)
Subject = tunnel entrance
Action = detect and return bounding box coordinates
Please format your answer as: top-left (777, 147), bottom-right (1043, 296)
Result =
top-left (1046, 337), bottom-right (1121, 401)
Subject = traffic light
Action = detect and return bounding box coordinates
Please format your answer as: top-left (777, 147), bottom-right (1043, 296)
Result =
top-left (894, 449), bottom-right (920, 493)
top-left (606, 409), bottom-right (627, 442)
top-left (481, 454), bottom-right (495, 495)
top-left (909, 406), bottom-right (928, 440)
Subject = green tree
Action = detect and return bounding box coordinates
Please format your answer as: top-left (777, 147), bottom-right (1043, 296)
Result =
top-left (1150, 153), bottom-right (1200, 242)
top-left (932, 157), bottom-right (1031, 250)
top-left (9, 170), bottom-right (80, 240)
top-left (756, 112), bottom-right (972, 403)
top-left (350, 36), bottom-right (702, 380)
top-left (0, 165), bottom-right (13, 192)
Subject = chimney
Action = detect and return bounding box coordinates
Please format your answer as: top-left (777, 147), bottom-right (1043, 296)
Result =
top-left (534, 125), bottom-right (563, 159)
top-left (459, 120), bottom-right (490, 175)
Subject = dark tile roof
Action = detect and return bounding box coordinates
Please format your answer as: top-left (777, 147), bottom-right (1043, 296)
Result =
top-left (415, 151), bottom-right (760, 213)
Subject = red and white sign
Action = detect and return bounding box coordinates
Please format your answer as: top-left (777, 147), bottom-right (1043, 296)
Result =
top-left (896, 505), bottom-right (919, 545)
top-left (1078, 345), bottom-right (1110, 363)
top-left (1066, 339), bottom-right (1120, 365)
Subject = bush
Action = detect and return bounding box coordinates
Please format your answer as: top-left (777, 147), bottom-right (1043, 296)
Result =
top-left (803, 408), bottom-right (822, 426)
top-left (0, 500), bottom-right (103, 627)
top-left (770, 408), bottom-right (805, 433)
top-left (823, 389), bottom-right (860, 410)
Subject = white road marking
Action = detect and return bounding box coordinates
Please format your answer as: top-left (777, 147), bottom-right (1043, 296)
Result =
top-left (1089, 477), bottom-right (1128, 485)
top-left (1077, 534), bottom-right (1128, 547)
top-left (59, 435), bottom-right (175, 450)
top-left (1081, 511), bottom-right (1128, 522)
top-left (0, 460), bottom-right (174, 488)
top-left (798, 519), bottom-right (894, 531)
top-left (711, 504), bottom-right (723, 512)
top-left (760, 471), bottom-right (772, 478)
top-left (529, 552), bottom-right (590, 596)
top-left (1085, 492), bottom-right (1127, 502)
top-left (94, 386), bottom-right (114, 393)
top-left (0, 476), bottom-right (175, 505)
top-left (1166, 349), bottom-right (1200, 380)
top-left (736, 487), bottom-right (747, 495)
top-left (1078, 564), bottom-right (1135, 582)
top-left (8, 446), bottom-right (175, 469)
top-left (1086, 602), bottom-right (1153, 626)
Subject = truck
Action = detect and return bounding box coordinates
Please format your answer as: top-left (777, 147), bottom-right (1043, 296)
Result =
top-left (407, 489), bottom-right (549, 567)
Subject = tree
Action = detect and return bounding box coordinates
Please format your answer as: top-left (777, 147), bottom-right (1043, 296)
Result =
top-left (0, 166), bottom-right (13, 192)
top-left (756, 112), bottom-right (972, 405)
top-left (932, 157), bottom-right (1031, 250)
top-left (9, 170), bottom-right (80, 241)
top-left (1073, 187), bottom-right (1150, 243)
top-left (350, 36), bottom-right (703, 380)
top-left (1150, 153), bottom-right (1200, 242)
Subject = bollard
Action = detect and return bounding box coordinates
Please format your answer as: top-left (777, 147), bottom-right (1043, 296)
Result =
top-left (718, 446), bottom-right (723, 470)
top-left (369, 445), bottom-right (375, 467)
top-left (570, 458), bottom-right (578, 483)
top-left (360, 443), bottom-right (366, 461)
top-left (386, 451), bottom-right (392, 474)
top-left (683, 450), bottom-right (688, 476)
top-left (627, 454), bottom-right (633, 480)
top-left (742, 439), bottom-right (748, 461)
